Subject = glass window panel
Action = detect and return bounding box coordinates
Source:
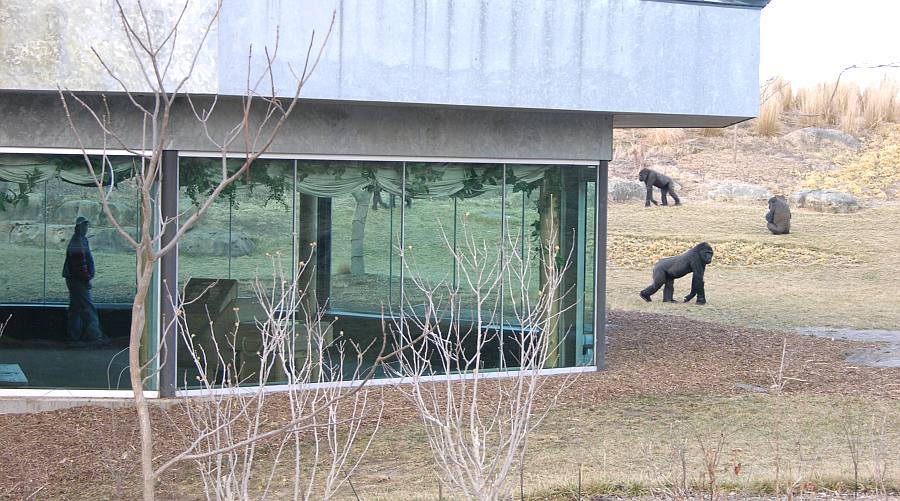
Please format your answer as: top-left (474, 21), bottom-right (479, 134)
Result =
top-left (583, 175), bottom-right (597, 365)
top-left (327, 161), bottom-right (400, 314)
top-left (0, 178), bottom-right (46, 304)
top-left (0, 153), bottom-right (140, 389)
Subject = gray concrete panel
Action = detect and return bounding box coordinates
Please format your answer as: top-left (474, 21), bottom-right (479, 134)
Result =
top-left (1, 1), bottom-right (762, 125)
top-left (218, 0), bottom-right (762, 119)
top-left (0, 93), bottom-right (613, 161)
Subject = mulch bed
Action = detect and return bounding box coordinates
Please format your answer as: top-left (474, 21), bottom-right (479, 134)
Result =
top-left (1, 311), bottom-right (896, 500)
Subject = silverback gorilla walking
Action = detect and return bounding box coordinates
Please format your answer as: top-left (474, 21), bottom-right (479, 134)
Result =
top-left (640, 242), bottom-right (713, 304)
top-left (638, 168), bottom-right (681, 207)
top-left (765, 195), bottom-right (791, 234)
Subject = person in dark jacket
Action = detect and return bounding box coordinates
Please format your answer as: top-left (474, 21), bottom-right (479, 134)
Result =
top-left (63, 217), bottom-right (104, 343)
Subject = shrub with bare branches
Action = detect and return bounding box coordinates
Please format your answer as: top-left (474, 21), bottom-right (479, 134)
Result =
top-left (57, 1), bottom-right (335, 499)
top-left (174, 254), bottom-right (383, 501)
top-left (388, 219), bottom-right (577, 500)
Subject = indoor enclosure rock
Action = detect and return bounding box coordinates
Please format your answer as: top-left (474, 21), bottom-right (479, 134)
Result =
top-left (54, 199), bottom-right (135, 224)
top-left (707, 183), bottom-right (773, 202)
top-left (179, 229), bottom-right (256, 257)
top-left (789, 189), bottom-right (860, 213)
top-left (5, 223), bottom-right (70, 247)
top-left (0, 192), bottom-right (44, 220)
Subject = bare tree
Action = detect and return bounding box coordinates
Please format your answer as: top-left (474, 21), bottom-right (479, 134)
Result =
top-left (174, 254), bottom-right (382, 500)
top-left (55, 1), bottom-right (335, 499)
top-left (389, 218), bottom-right (576, 500)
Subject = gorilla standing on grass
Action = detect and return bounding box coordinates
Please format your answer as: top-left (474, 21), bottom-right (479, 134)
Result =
top-left (765, 195), bottom-right (791, 234)
top-left (638, 168), bottom-right (681, 207)
top-left (640, 242), bottom-right (713, 304)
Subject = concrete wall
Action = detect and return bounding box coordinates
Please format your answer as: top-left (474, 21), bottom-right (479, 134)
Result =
top-left (0, 0), bottom-right (763, 126)
top-left (0, 93), bottom-right (613, 161)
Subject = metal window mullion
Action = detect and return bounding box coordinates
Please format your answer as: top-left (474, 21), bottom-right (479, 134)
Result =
top-left (42, 181), bottom-right (47, 303)
top-left (292, 160), bottom-right (298, 327)
top-left (575, 177), bottom-right (586, 365)
top-left (399, 162), bottom-right (406, 335)
top-left (499, 164), bottom-right (506, 369)
top-left (593, 162), bottom-right (608, 370)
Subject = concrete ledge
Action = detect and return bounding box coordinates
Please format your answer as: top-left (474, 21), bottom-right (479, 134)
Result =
top-left (0, 397), bottom-right (179, 415)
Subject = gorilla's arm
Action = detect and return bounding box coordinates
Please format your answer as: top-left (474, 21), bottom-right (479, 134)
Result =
top-left (765, 208), bottom-right (774, 224)
top-left (644, 172), bottom-right (659, 206)
top-left (683, 255), bottom-right (707, 304)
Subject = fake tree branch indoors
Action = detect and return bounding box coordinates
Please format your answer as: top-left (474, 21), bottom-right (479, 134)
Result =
top-left (56, 1), bottom-right (335, 499)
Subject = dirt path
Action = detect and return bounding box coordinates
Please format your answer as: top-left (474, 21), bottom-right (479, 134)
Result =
top-left (797, 327), bottom-right (900, 368)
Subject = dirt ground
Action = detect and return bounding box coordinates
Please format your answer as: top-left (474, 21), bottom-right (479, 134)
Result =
top-left (3, 120), bottom-right (899, 500)
top-left (1, 311), bottom-right (897, 500)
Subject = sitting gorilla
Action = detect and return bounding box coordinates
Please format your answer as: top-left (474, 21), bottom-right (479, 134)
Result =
top-left (765, 195), bottom-right (791, 234)
top-left (638, 168), bottom-right (681, 207)
top-left (640, 242), bottom-right (713, 304)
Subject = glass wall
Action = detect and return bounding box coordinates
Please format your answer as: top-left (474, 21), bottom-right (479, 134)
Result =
top-left (174, 158), bottom-right (598, 388)
top-left (0, 153), bottom-right (143, 390)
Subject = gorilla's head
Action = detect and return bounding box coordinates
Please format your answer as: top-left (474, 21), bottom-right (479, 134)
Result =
top-left (768, 195), bottom-right (786, 210)
top-left (638, 168), bottom-right (649, 182)
top-left (695, 242), bottom-right (714, 264)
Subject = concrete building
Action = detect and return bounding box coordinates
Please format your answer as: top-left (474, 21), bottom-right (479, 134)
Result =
top-left (0, 0), bottom-right (768, 397)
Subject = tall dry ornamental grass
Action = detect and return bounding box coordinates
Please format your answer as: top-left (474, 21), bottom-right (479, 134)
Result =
top-left (778, 76), bottom-right (899, 133)
top-left (863, 78), bottom-right (900, 128)
top-left (755, 93), bottom-right (782, 136)
top-left (645, 128), bottom-right (686, 147)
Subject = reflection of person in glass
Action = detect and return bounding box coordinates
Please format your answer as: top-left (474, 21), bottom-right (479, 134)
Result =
top-left (63, 216), bottom-right (104, 343)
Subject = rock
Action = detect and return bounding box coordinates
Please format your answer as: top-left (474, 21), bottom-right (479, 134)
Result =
top-left (0, 192), bottom-right (44, 221)
top-left (733, 383), bottom-right (769, 393)
top-left (89, 228), bottom-right (137, 253)
top-left (790, 189), bottom-right (860, 213)
top-left (180, 229), bottom-right (256, 257)
top-left (52, 199), bottom-right (135, 225)
top-left (707, 183), bottom-right (772, 202)
top-left (784, 127), bottom-right (860, 151)
top-left (6, 223), bottom-right (70, 247)
top-left (607, 178), bottom-right (645, 202)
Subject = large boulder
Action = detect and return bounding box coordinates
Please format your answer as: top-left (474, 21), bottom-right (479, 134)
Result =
top-left (180, 229), bottom-right (256, 257)
top-left (707, 183), bottom-right (773, 202)
top-left (607, 178), bottom-right (645, 202)
top-left (5, 223), bottom-right (70, 247)
top-left (790, 189), bottom-right (860, 213)
top-left (0, 192), bottom-right (44, 222)
top-left (784, 127), bottom-right (860, 151)
top-left (89, 227), bottom-right (137, 253)
top-left (52, 199), bottom-right (135, 225)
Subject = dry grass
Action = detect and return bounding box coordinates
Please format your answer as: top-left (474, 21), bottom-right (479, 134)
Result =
top-left (796, 83), bottom-right (831, 127)
top-left (786, 77), bottom-right (898, 133)
top-left (755, 93), bottom-right (782, 136)
top-left (645, 128), bottom-right (686, 147)
top-left (863, 77), bottom-right (900, 129)
top-left (609, 235), bottom-right (858, 269)
top-left (801, 123), bottom-right (900, 200)
top-left (697, 127), bottom-right (726, 137)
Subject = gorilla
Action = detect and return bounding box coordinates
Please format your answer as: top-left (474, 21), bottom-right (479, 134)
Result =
top-left (639, 242), bottom-right (713, 304)
top-left (638, 168), bottom-right (681, 207)
top-left (765, 195), bottom-right (791, 234)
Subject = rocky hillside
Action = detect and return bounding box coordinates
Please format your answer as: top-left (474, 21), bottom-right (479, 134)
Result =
top-left (608, 113), bottom-right (900, 211)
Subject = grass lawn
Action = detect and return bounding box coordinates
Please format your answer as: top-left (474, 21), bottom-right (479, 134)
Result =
top-left (2, 196), bottom-right (898, 500)
top-left (606, 201), bottom-right (900, 331)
